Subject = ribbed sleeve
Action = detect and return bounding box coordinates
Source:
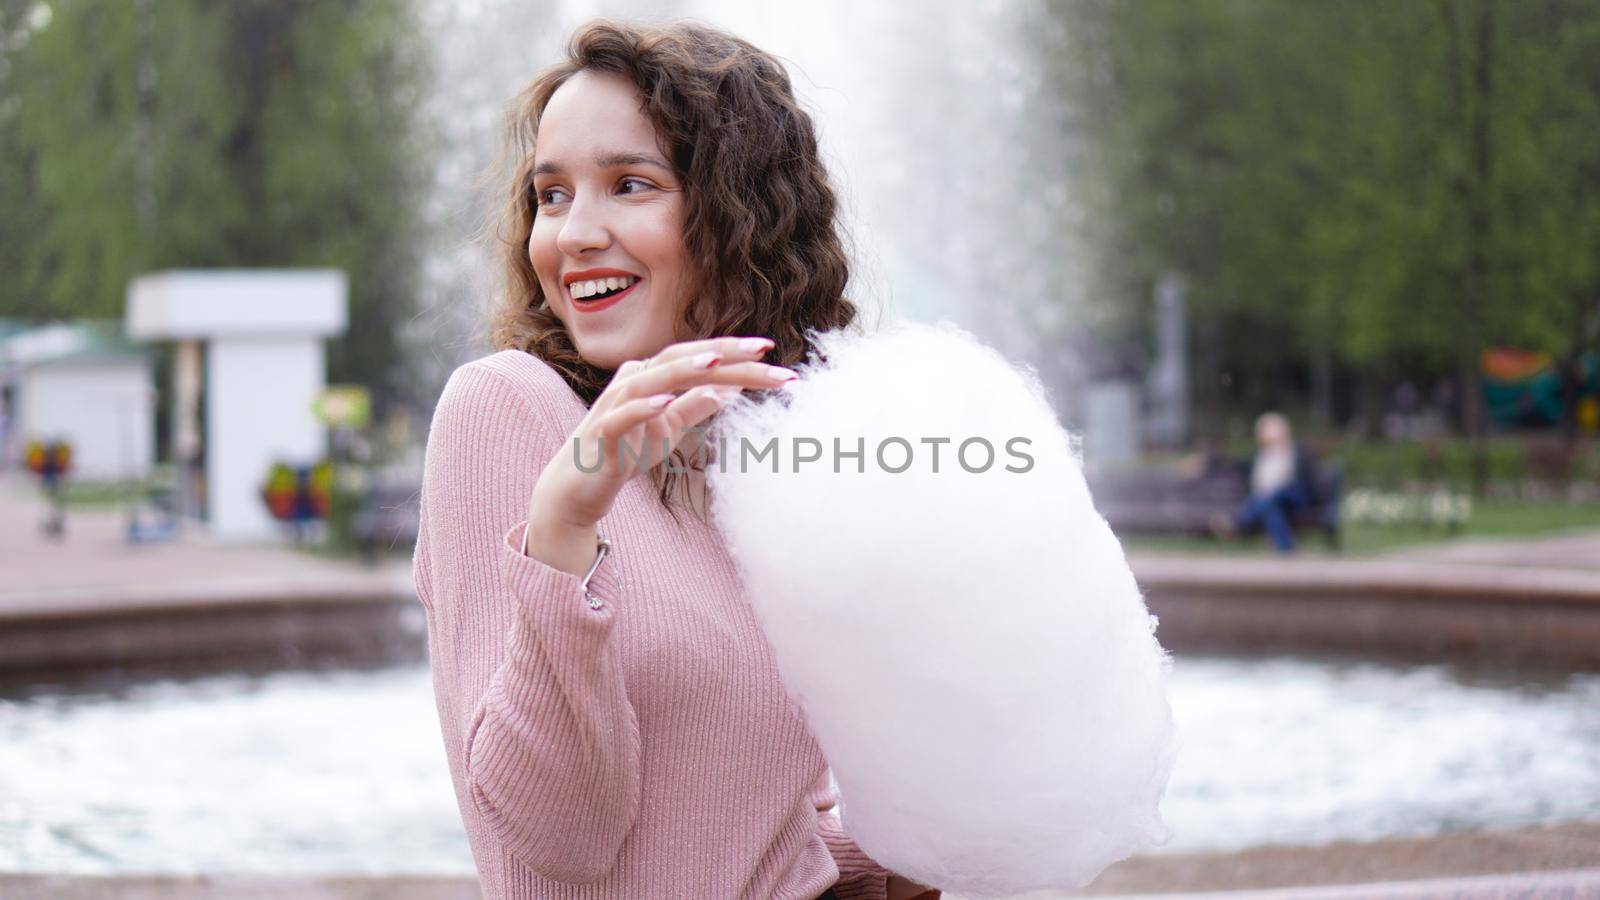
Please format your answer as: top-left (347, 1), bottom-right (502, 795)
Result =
top-left (808, 773), bottom-right (893, 900)
top-left (417, 360), bottom-right (641, 884)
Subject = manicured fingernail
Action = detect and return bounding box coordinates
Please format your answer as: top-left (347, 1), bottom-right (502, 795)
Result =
top-left (768, 365), bottom-right (799, 381)
top-left (648, 393), bottom-right (674, 408)
top-left (693, 351), bottom-right (721, 369)
top-left (739, 337), bottom-right (774, 354)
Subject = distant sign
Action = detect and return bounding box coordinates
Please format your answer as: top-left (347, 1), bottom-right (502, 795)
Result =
top-left (312, 385), bottom-right (371, 428)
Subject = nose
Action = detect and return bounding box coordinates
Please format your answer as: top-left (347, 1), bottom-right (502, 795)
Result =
top-left (555, 191), bottom-right (612, 257)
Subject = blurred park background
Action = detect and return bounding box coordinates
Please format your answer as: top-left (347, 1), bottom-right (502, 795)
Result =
top-left (2, 1), bottom-right (1600, 897)
top-left (3, 0), bottom-right (1598, 551)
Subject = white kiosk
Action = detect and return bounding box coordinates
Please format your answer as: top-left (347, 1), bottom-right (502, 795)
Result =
top-left (126, 270), bottom-right (348, 541)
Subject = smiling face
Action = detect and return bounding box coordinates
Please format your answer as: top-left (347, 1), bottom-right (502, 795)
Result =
top-left (529, 70), bottom-right (692, 371)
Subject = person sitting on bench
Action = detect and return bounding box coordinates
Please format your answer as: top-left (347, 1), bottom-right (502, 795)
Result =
top-left (1211, 412), bottom-right (1321, 553)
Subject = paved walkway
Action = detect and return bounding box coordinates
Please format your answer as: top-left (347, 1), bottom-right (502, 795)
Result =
top-left (1382, 528), bottom-right (1600, 572)
top-left (1127, 523), bottom-right (1600, 596)
top-left (0, 474), bottom-right (412, 618)
top-left (1073, 821), bottom-right (1600, 897)
top-left (0, 474), bottom-right (417, 680)
top-left (1128, 548), bottom-right (1600, 603)
top-left (1120, 527), bottom-right (1600, 667)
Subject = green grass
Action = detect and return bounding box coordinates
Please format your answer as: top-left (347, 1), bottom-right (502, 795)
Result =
top-left (50, 479), bottom-right (160, 509)
top-left (1119, 496), bottom-right (1600, 558)
top-left (4, 469), bottom-right (182, 510)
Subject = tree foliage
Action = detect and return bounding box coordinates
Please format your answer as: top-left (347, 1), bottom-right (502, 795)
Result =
top-left (1057, 0), bottom-right (1600, 434)
top-left (0, 0), bottom-right (434, 406)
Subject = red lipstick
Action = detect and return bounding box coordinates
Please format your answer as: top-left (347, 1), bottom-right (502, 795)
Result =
top-left (563, 267), bottom-right (641, 286)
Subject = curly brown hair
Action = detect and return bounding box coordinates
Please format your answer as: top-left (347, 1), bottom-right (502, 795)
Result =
top-left (484, 18), bottom-right (862, 521)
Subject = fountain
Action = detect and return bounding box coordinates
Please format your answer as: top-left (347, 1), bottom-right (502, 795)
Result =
top-left (5, 4), bottom-right (1598, 896)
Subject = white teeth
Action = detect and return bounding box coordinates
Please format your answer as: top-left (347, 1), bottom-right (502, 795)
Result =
top-left (570, 276), bottom-right (638, 299)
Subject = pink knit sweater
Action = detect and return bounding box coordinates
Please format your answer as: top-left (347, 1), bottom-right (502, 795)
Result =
top-left (412, 349), bottom-right (897, 899)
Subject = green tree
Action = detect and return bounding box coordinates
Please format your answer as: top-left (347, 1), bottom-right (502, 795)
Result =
top-left (1057, 0), bottom-right (1600, 466)
top-left (0, 0), bottom-right (434, 407)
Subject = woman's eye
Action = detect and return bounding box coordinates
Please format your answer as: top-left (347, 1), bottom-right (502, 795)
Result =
top-left (534, 175), bottom-right (652, 204)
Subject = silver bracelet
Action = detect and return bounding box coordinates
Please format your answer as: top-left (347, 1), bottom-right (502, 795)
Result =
top-left (580, 537), bottom-right (611, 610)
top-left (522, 525), bottom-right (611, 611)
top-left (582, 534), bottom-right (611, 605)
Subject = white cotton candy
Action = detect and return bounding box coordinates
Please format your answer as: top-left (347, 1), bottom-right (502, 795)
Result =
top-left (704, 319), bottom-right (1178, 899)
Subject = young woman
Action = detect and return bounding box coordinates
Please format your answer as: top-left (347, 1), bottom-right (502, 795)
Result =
top-left (413, 18), bottom-right (939, 900)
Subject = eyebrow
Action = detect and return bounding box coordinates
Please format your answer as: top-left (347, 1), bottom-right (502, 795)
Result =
top-left (532, 151), bottom-right (672, 178)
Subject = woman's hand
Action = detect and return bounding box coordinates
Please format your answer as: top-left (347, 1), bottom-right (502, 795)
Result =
top-left (523, 335), bottom-right (796, 575)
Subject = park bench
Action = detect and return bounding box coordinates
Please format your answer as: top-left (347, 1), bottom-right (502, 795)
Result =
top-left (1088, 460), bottom-right (1343, 549)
